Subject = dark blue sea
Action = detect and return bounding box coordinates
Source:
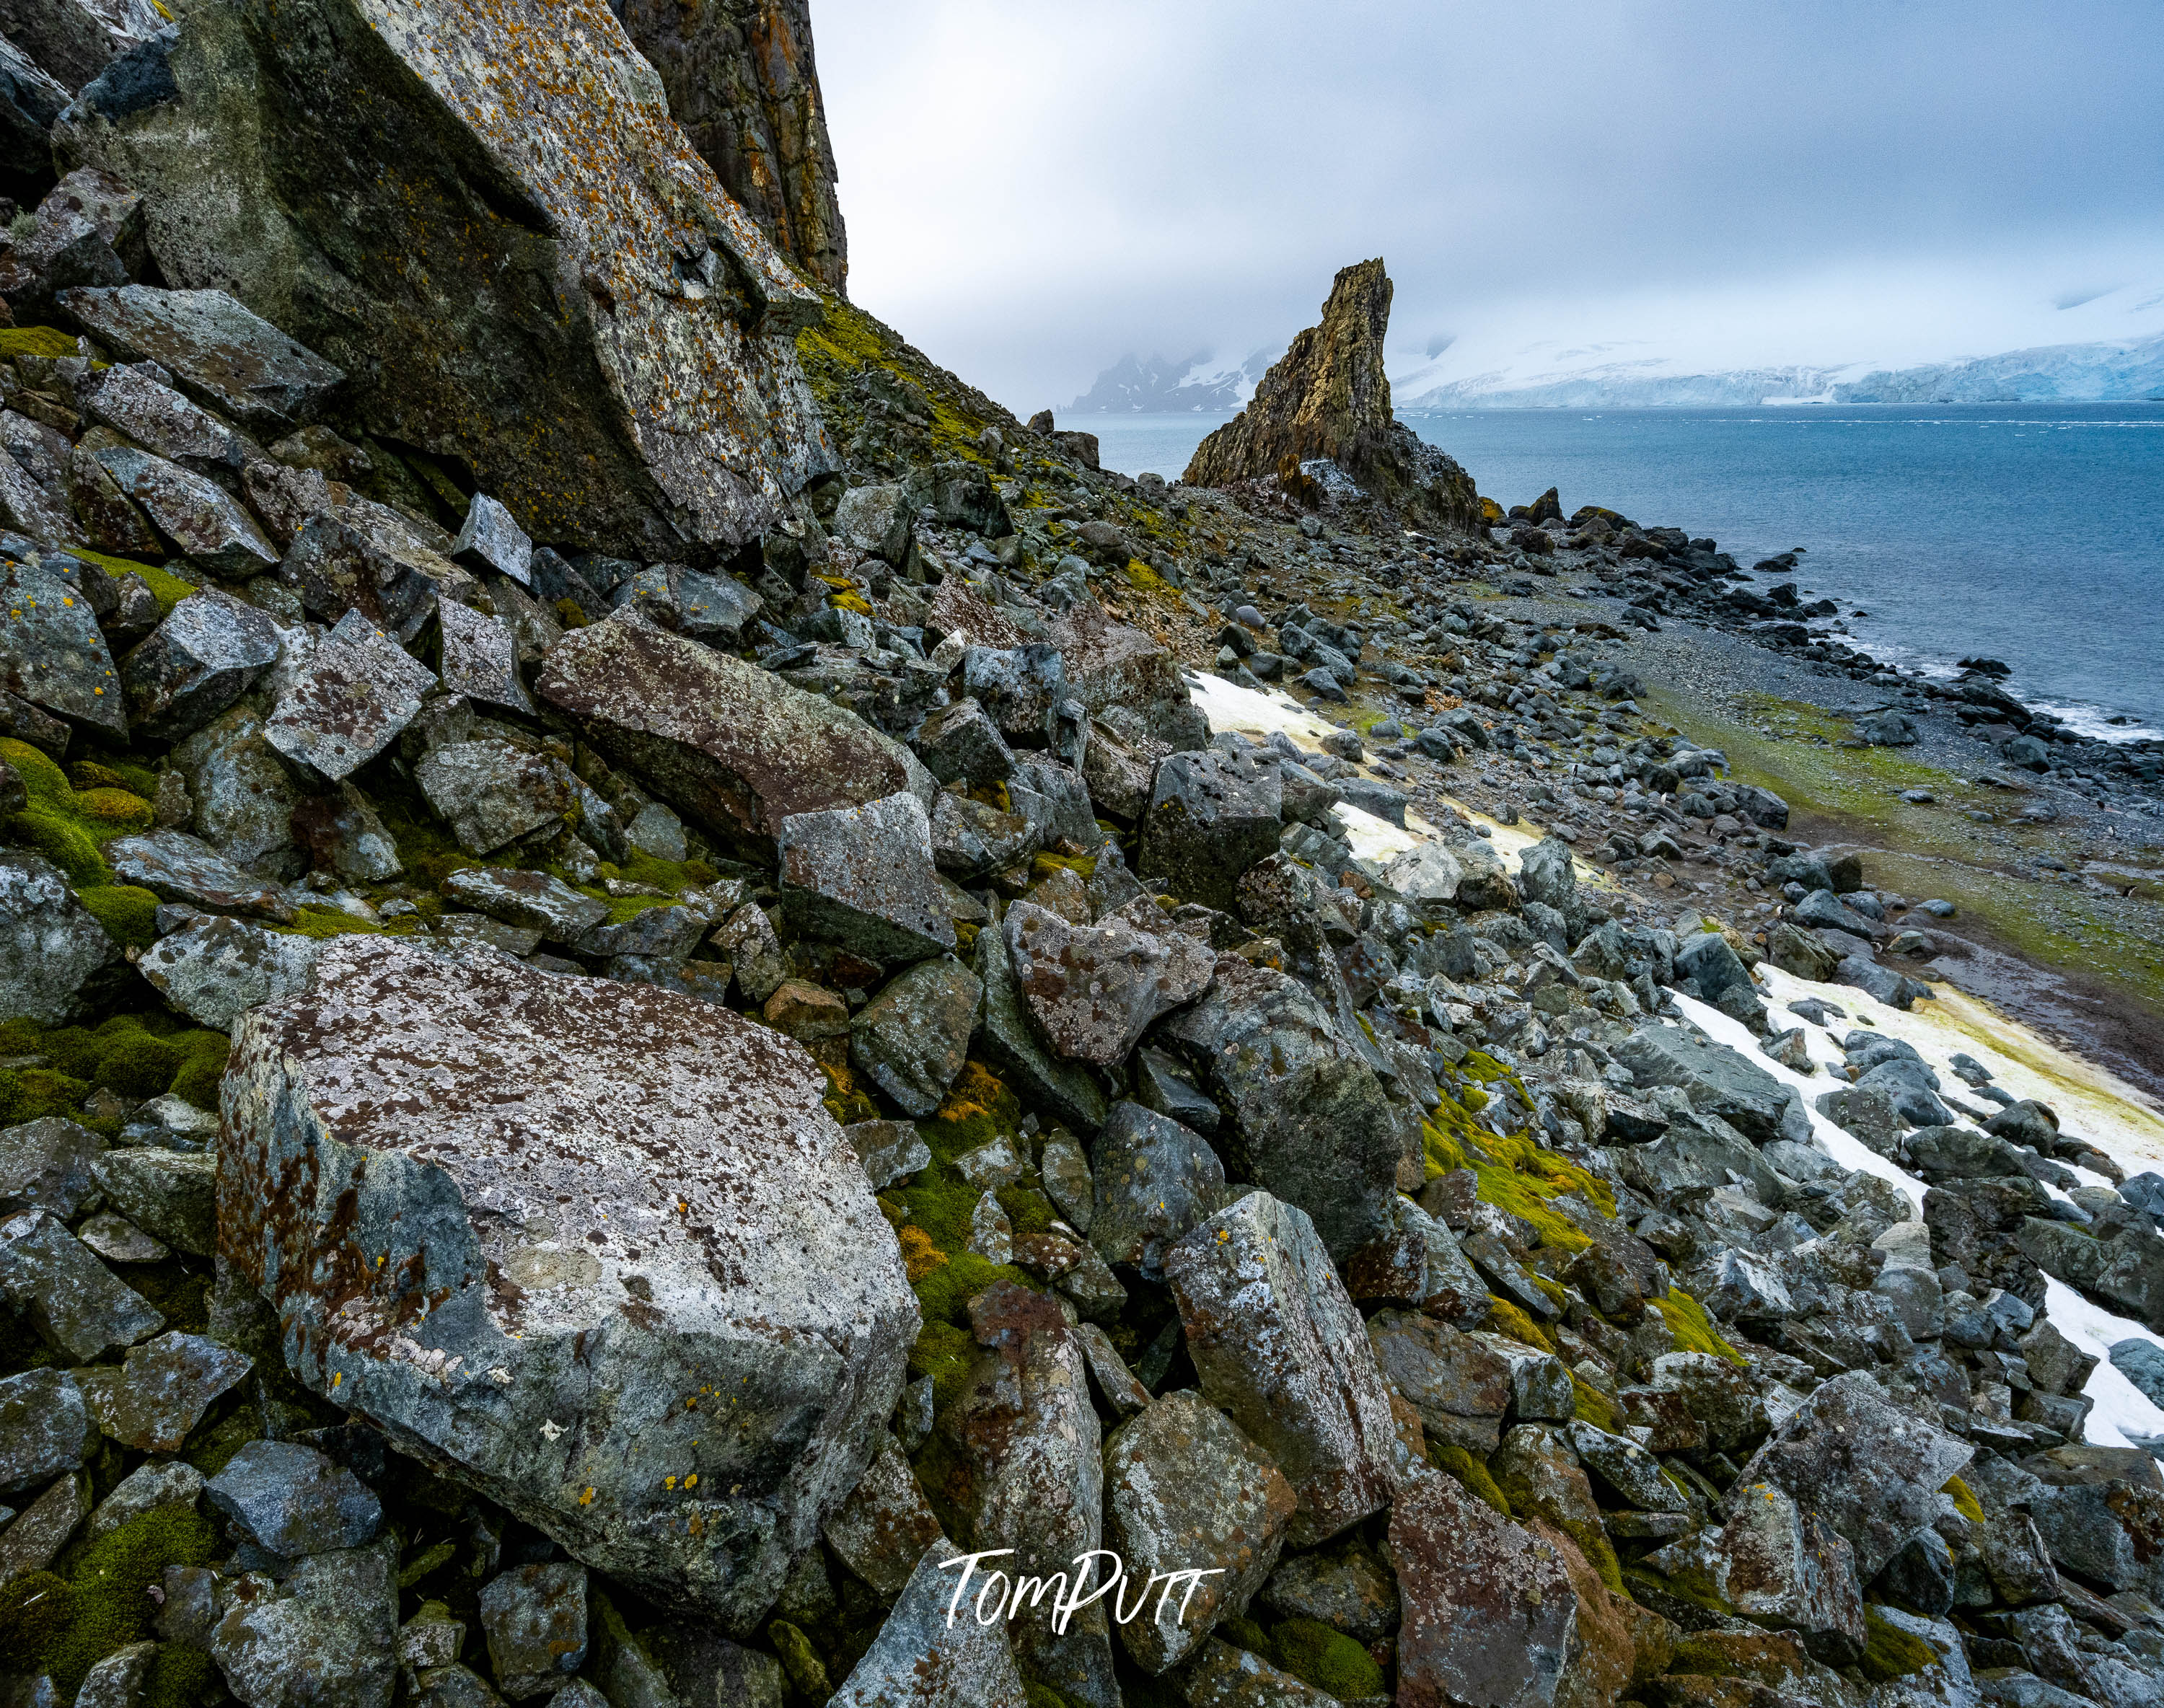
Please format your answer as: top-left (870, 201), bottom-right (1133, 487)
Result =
top-left (1086, 404), bottom-right (2164, 739)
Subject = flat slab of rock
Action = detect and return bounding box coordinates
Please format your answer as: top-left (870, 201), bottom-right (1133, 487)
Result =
top-left (0, 1207), bottom-right (162, 1360)
top-left (219, 936), bottom-right (918, 1630)
top-left (1003, 899), bottom-right (1215, 1067)
top-left (60, 283), bottom-right (346, 428)
top-left (140, 913), bottom-right (320, 1029)
top-left (539, 613), bottom-right (925, 845)
top-left (1165, 1192), bottom-right (1396, 1548)
top-left (0, 1368), bottom-right (93, 1496)
top-left (1617, 1024), bottom-right (1795, 1145)
top-left (442, 867), bottom-right (610, 943)
top-left (108, 827), bottom-right (296, 920)
top-left (827, 1543), bottom-right (1029, 1707)
top-left (265, 607), bottom-right (436, 781)
top-left (94, 443), bottom-right (279, 576)
top-left (77, 1329), bottom-right (252, 1452)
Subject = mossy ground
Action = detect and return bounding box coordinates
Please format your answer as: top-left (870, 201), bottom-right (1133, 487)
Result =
top-left (1268, 1616), bottom-right (1385, 1698)
top-left (0, 1506), bottom-right (220, 1701)
top-left (1647, 682), bottom-right (2164, 1019)
top-left (0, 1011), bottom-right (228, 1117)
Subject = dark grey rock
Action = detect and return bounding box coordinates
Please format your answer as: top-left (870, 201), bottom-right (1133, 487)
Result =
top-left (820, 1435), bottom-right (945, 1602)
top-left (208, 1438), bottom-right (383, 1556)
top-left (451, 495), bottom-right (534, 586)
top-left (1365, 1311), bottom-right (1511, 1453)
top-left (960, 643), bottom-right (1068, 743)
top-left (60, 284), bottom-right (346, 428)
top-left (87, 1146), bottom-right (215, 1256)
top-left (929, 788), bottom-right (1034, 879)
top-left (0, 546), bottom-right (129, 734)
top-left (974, 902), bottom-right (1109, 1133)
top-left (120, 587), bottom-right (283, 739)
top-left (478, 1562), bottom-right (586, 1698)
top-left (0, 1207), bottom-right (162, 1360)
top-left (0, 852), bottom-right (128, 1026)
top-left (1003, 899), bottom-right (1215, 1068)
top-left (827, 1543), bottom-right (1029, 1706)
top-left (0, 1368), bottom-right (93, 1497)
top-left (77, 1329), bottom-right (250, 1452)
top-left (1617, 1022), bottom-right (1795, 1143)
top-left (779, 789), bottom-right (955, 961)
top-left (266, 607), bottom-right (436, 781)
top-left (97, 442), bottom-right (281, 576)
top-left (1134, 1044), bottom-right (1220, 1135)
top-left (415, 738), bottom-right (573, 855)
top-left (437, 598), bottom-right (532, 716)
top-left (442, 867), bottom-right (610, 943)
top-left (209, 1536), bottom-right (400, 1708)
top-left (1140, 749), bottom-right (1284, 912)
top-left (1088, 1101), bottom-right (1228, 1279)
top-left (850, 956), bottom-right (982, 1117)
top-left (913, 697), bottom-right (1016, 786)
top-left (0, 1116), bottom-right (105, 1220)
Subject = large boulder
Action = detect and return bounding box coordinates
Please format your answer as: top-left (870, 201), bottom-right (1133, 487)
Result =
top-left (1087, 1100), bottom-right (1228, 1279)
top-left (537, 614), bottom-right (926, 848)
top-left (777, 790), bottom-right (954, 961)
top-left (1048, 601), bottom-right (1208, 753)
top-left (1616, 1024), bottom-right (1795, 1145)
top-left (1165, 1192), bottom-right (1396, 1548)
top-left (58, 0), bottom-right (835, 557)
top-left (1158, 954), bottom-right (1398, 1259)
top-left (1138, 748), bottom-right (1283, 912)
top-left (218, 936), bottom-right (918, 1632)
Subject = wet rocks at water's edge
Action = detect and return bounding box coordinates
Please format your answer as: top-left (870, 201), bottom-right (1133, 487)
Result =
top-left (2, 5), bottom-right (2163, 1707)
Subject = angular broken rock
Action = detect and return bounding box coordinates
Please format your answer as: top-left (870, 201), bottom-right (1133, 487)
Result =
top-left (1165, 1192), bottom-right (1397, 1547)
top-left (1003, 899), bottom-right (1215, 1067)
top-left (89, 1147), bottom-right (216, 1257)
top-left (478, 1562), bottom-right (587, 1697)
top-left (210, 1536), bottom-right (400, 1707)
top-left (0, 850), bottom-right (126, 1024)
top-left (77, 1329), bottom-right (252, 1453)
top-left (848, 956), bottom-right (981, 1118)
top-left (442, 868), bottom-right (610, 943)
top-left (219, 936), bottom-right (917, 1630)
top-left (1088, 1101), bottom-right (1228, 1280)
top-left (61, 283), bottom-right (346, 429)
top-left (139, 913), bottom-right (320, 1029)
top-left (778, 790), bottom-right (955, 962)
top-left (1158, 954), bottom-right (1398, 1259)
top-left (437, 597), bottom-right (534, 716)
top-left (974, 903), bottom-right (1109, 1134)
top-left (120, 588), bottom-right (285, 740)
top-left (821, 1433), bottom-right (945, 1601)
top-left (0, 1115), bottom-right (107, 1220)
top-left (94, 442), bottom-right (280, 576)
top-left (416, 737), bottom-right (573, 855)
top-left (1138, 748), bottom-right (1284, 912)
top-left (539, 615), bottom-right (925, 845)
top-left (265, 607), bottom-right (437, 781)
top-left (172, 704), bottom-right (305, 877)
top-left (1725, 1368), bottom-right (1971, 1581)
top-left (1365, 1312), bottom-right (1513, 1453)
top-left (1391, 1470), bottom-right (1578, 1708)
top-left (0, 1368), bottom-right (94, 1496)
top-left (82, 361), bottom-right (255, 473)
top-left (0, 1207), bottom-right (163, 1360)
top-left (0, 545), bottom-right (128, 734)
top-left (451, 494), bottom-right (534, 586)
top-left (1645, 1483), bottom-right (1865, 1665)
top-left (1102, 1388), bottom-right (1297, 1673)
top-left (58, 0), bottom-right (832, 556)
top-left (1616, 1024), bottom-right (1795, 1145)
top-left (827, 1543), bottom-right (1029, 1707)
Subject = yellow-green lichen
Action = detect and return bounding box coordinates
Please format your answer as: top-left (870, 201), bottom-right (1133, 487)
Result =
top-left (1943, 1475), bottom-right (1983, 1524)
top-left (1858, 1606), bottom-right (1938, 1681)
top-left (1430, 1440), bottom-right (1513, 1516)
top-left (1655, 1290), bottom-right (1746, 1366)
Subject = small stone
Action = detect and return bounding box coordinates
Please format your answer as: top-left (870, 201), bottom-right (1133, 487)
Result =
top-left (0, 1469), bottom-right (90, 1582)
top-left (624, 799), bottom-right (686, 861)
top-left (121, 588), bottom-right (285, 739)
top-left (0, 1208), bottom-right (162, 1360)
top-left (479, 1562), bottom-right (587, 1698)
top-left (87, 1458), bottom-right (206, 1541)
top-left (73, 1639), bottom-right (158, 1708)
top-left (912, 697), bottom-right (1016, 787)
top-left (0, 547), bottom-right (128, 734)
top-left (119, 1093), bottom-right (220, 1153)
top-left (139, 915), bottom-right (320, 1030)
top-left (107, 828), bottom-right (295, 920)
top-left (826, 1543), bottom-right (1029, 1706)
top-left (76, 1210), bottom-right (169, 1264)
top-left (0, 853), bottom-right (128, 1026)
top-left (822, 1435), bottom-right (946, 1601)
top-left (210, 1536), bottom-right (400, 1708)
top-left (207, 1439), bottom-right (384, 1557)
top-left (850, 957), bottom-right (982, 1117)
top-left (711, 902), bottom-right (789, 1003)
top-left (1038, 1130), bottom-right (1095, 1233)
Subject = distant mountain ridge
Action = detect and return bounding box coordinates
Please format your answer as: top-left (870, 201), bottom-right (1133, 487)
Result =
top-left (1068, 348), bottom-right (1272, 412)
top-left (1831, 334), bottom-right (2164, 403)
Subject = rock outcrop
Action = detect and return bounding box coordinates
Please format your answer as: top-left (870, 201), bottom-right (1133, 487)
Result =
top-left (55, 0), bottom-right (836, 557)
top-left (615, 0), bottom-right (848, 294)
top-left (1184, 257), bottom-right (1479, 531)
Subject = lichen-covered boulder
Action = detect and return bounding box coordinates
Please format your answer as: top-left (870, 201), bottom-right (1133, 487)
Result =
top-left (1165, 1192), bottom-right (1396, 1548)
top-left (537, 614), bottom-right (925, 846)
top-left (120, 588), bottom-right (284, 740)
top-left (62, 282), bottom-right (346, 428)
top-left (58, 0), bottom-right (834, 557)
top-left (139, 913), bottom-right (320, 1029)
top-left (1003, 899), bottom-right (1215, 1068)
top-left (265, 607), bottom-right (436, 783)
top-left (777, 790), bottom-right (954, 962)
top-left (1138, 748), bottom-right (1283, 912)
top-left (0, 542), bottom-right (128, 734)
top-left (218, 936), bottom-right (918, 1632)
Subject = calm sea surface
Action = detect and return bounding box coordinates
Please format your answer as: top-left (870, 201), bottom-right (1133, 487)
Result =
top-left (1084, 404), bottom-right (2164, 738)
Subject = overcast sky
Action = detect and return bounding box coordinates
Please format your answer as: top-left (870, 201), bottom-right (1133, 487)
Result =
top-left (813, 0), bottom-right (2164, 412)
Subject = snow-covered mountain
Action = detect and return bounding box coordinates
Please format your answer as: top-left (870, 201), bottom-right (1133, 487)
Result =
top-left (1395, 358), bottom-right (1847, 410)
top-left (1066, 348), bottom-right (1272, 413)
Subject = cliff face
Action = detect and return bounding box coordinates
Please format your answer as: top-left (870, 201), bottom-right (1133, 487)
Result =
top-left (1184, 257), bottom-right (1478, 531)
top-left (617, 0), bottom-right (848, 296)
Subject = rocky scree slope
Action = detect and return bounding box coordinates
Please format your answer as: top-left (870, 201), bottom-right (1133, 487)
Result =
top-left (1, 9), bottom-right (2164, 1708)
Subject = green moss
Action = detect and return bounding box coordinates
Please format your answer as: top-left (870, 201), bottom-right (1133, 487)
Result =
top-left (996, 1183), bottom-right (1056, 1239)
top-left (1024, 1686), bottom-right (1070, 1708)
top-left (1573, 1374), bottom-right (1620, 1432)
top-left (1655, 1290), bottom-right (1746, 1366)
top-left (767, 1619), bottom-right (830, 1698)
top-left (76, 884), bottom-right (159, 948)
top-left (0, 1065), bottom-right (88, 1124)
top-left (4, 808), bottom-right (105, 882)
top-left (0, 325), bottom-right (81, 358)
top-left (1269, 1617), bottom-right (1384, 1699)
top-left (1485, 1296), bottom-right (1557, 1353)
top-left (1858, 1606), bottom-right (1938, 1682)
top-left (1430, 1441), bottom-right (1513, 1516)
top-left (0, 1505), bottom-right (218, 1696)
top-left (64, 548), bottom-right (194, 617)
top-left (167, 1032), bottom-right (228, 1111)
top-left (38, 1014), bottom-right (226, 1109)
top-left (281, 904), bottom-right (384, 939)
top-left (1943, 1475), bottom-right (1983, 1524)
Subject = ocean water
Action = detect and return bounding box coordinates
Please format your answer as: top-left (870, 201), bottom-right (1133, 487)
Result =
top-left (1085, 404), bottom-right (2164, 738)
